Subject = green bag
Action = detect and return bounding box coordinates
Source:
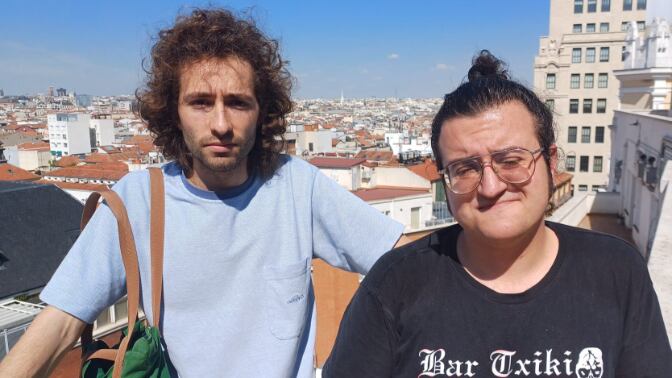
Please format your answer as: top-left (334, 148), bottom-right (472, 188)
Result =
top-left (79, 168), bottom-right (169, 378)
top-left (82, 321), bottom-right (170, 378)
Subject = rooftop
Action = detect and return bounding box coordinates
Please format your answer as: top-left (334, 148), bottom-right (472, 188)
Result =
top-left (310, 157), bottom-right (366, 169)
top-left (352, 186), bottom-right (430, 202)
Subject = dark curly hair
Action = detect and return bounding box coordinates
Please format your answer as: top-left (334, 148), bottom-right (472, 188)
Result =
top-left (136, 8), bottom-right (293, 179)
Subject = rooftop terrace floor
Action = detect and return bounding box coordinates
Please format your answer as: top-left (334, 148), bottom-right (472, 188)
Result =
top-left (577, 213), bottom-right (634, 245)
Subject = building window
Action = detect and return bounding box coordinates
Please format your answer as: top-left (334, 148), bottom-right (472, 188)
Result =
top-left (586, 48), bottom-right (596, 63)
top-left (595, 126), bottom-right (605, 143)
top-left (587, 0), bottom-right (597, 12)
top-left (598, 73), bottom-right (608, 88)
top-left (593, 156), bottom-right (603, 172)
top-left (574, 0), bottom-right (584, 13)
top-left (601, 0), bottom-right (610, 11)
top-left (584, 73), bottom-right (594, 88)
top-left (586, 23), bottom-right (596, 32)
top-left (583, 99), bottom-right (593, 113)
top-left (597, 98), bottom-right (607, 113)
top-left (566, 155), bottom-right (576, 172)
top-left (622, 45), bottom-right (628, 61)
top-left (572, 48), bottom-right (582, 63)
top-left (599, 47), bottom-right (610, 62)
top-left (581, 126), bottom-right (591, 143)
top-left (570, 99), bottom-right (580, 114)
top-left (571, 74), bottom-right (581, 89)
top-left (578, 184), bottom-right (588, 191)
top-left (573, 24), bottom-right (583, 33)
top-left (546, 73), bottom-right (556, 89)
top-left (637, 0), bottom-right (646, 10)
top-left (580, 156), bottom-right (590, 172)
top-left (600, 22), bottom-right (609, 32)
top-left (621, 22), bottom-right (630, 31)
top-left (623, 0), bottom-right (632, 10)
top-left (637, 21), bottom-right (645, 31)
top-left (545, 99), bottom-right (555, 111)
top-left (568, 126), bottom-right (578, 143)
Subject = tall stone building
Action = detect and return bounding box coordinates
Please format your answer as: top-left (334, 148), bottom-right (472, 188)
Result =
top-left (534, 0), bottom-right (647, 192)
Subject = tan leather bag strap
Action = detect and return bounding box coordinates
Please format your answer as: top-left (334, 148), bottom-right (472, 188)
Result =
top-left (79, 168), bottom-right (165, 378)
top-left (79, 190), bottom-right (141, 378)
top-left (148, 167), bottom-right (165, 328)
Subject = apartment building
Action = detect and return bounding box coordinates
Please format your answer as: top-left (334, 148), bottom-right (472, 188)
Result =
top-left (534, 0), bottom-right (647, 193)
top-left (47, 113), bottom-right (92, 157)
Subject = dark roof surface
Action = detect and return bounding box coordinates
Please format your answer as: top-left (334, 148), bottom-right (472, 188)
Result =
top-left (0, 181), bottom-right (83, 299)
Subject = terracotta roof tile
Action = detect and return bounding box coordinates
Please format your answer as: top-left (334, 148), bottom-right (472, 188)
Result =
top-left (554, 172), bottom-right (573, 186)
top-left (35, 179), bottom-right (110, 192)
top-left (45, 165), bottom-right (128, 181)
top-left (352, 186), bottom-right (430, 202)
top-left (54, 155), bottom-right (82, 168)
top-left (408, 159), bottom-right (442, 182)
top-left (309, 157), bottom-right (366, 169)
top-left (17, 142), bottom-right (50, 151)
top-left (0, 163), bottom-right (41, 181)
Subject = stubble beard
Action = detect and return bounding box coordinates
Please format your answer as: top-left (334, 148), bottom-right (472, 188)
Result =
top-left (188, 135), bottom-right (256, 175)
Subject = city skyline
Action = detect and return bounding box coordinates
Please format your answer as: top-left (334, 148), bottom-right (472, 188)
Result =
top-left (0, 0), bottom-right (549, 98)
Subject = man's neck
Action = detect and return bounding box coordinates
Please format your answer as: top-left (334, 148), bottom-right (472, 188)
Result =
top-left (457, 221), bottom-right (559, 294)
top-left (186, 161), bottom-right (249, 192)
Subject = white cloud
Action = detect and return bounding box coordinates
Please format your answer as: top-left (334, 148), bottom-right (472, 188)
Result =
top-left (435, 63), bottom-right (450, 70)
top-left (387, 53), bottom-right (400, 60)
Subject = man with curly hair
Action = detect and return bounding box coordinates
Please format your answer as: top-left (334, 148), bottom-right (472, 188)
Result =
top-left (0, 8), bottom-right (403, 377)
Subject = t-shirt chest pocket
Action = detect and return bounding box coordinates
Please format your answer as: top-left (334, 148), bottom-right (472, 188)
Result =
top-left (262, 258), bottom-right (311, 340)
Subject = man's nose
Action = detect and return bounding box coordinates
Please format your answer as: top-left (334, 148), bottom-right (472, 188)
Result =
top-left (211, 103), bottom-right (231, 136)
top-left (477, 163), bottom-right (507, 197)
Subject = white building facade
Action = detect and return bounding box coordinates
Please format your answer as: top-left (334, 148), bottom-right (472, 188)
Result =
top-left (611, 15), bottom-right (672, 256)
top-left (534, 0), bottom-right (647, 193)
top-left (90, 118), bottom-right (115, 147)
top-left (47, 113), bottom-right (92, 157)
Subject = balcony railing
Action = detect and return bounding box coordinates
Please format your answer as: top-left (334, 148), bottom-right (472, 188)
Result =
top-left (426, 201), bottom-right (454, 227)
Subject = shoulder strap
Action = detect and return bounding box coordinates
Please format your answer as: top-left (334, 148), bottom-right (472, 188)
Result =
top-left (148, 167), bottom-right (165, 329)
top-left (79, 168), bottom-right (165, 378)
top-left (79, 190), bottom-right (142, 378)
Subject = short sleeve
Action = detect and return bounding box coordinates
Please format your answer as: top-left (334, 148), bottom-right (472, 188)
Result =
top-left (310, 170), bottom-right (403, 274)
top-left (39, 198), bottom-right (127, 324)
top-left (616, 254), bottom-right (672, 376)
top-left (322, 284), bottom-right (396, 377)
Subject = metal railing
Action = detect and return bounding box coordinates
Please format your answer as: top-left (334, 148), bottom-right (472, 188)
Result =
top-left (1, 324), bottom-right (29, 359)
top-left (425, 201), bottom-right (454, 227)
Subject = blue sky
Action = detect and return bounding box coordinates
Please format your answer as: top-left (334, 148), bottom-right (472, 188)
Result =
top-left (0, 1), bottom-right (550, 99)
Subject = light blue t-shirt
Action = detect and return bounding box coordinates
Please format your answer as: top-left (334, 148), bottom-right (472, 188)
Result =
top-left (40, 155), bottom-right (403, 377)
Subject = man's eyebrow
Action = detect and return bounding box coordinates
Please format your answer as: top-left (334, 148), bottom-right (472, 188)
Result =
top-left (444, 145), bottom-right (520, 166)
top-left (181, 92), bottom-right (256, 102)
top-left (181, 92), bottom-right (214, 102)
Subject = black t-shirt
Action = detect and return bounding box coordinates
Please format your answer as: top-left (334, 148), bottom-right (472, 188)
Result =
top-left (323, 222), bottom-right (672, 377)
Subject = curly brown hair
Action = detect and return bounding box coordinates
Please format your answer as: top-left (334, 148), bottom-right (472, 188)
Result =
top-left (136, 8), bottom-right (293, 179)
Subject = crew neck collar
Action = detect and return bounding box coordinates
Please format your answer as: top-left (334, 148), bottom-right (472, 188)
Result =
top-left (179, 169), bottom-right (257, 200)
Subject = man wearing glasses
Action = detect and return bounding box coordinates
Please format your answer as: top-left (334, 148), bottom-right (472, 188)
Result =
top-left (323, 51), bottom-right (671, 377)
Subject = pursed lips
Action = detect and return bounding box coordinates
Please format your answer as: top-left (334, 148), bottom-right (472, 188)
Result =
top-left (477, 199), bottom-right (517, 211)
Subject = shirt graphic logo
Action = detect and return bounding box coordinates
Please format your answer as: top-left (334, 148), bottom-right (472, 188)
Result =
top-left (417, 347), bottom-right (603, 377)
top-left (575, 348), bottom-right (603, 378)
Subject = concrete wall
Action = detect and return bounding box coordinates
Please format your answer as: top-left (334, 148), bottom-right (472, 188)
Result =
top-left (90, 119), bottom-right (115, 146)
top-left (368, 194), bottom-right (433, 232)
top-left (548, 191), bottom-right (620, 226)
top-left (366, 166), bottom-right (430, 189)
top-left (319, 167), bottom-right (359, 190)
top-left (647, 160), bottom-right (672, 342)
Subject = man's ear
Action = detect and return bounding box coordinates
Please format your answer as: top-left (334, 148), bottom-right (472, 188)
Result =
top-left (549, 144), bottom-right (559, 178)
